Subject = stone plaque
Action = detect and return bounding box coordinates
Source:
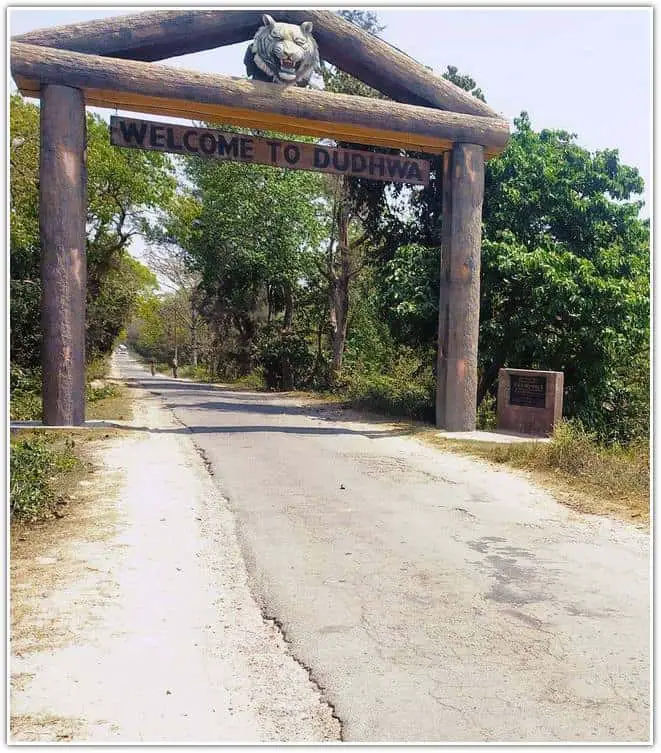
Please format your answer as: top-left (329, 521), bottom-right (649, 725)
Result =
top-left (496, 368), bottom-right (563, 437)
top-left (509, 374), bottom-right (547, 409)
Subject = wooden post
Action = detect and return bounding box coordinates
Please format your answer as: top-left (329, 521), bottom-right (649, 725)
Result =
top-left (436, 143), bottom-right (485, 431)
top-left (40, 84), bottom-right (87, 425)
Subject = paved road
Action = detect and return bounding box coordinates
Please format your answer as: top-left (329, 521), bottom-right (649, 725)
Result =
top-left (118, 354), bottom-right (650, 743)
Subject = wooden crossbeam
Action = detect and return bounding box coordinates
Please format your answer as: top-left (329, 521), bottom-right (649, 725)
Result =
top-left (11, 42), bottom-right (510, 157)
top-left (12, 9), bottom-right (501, 119)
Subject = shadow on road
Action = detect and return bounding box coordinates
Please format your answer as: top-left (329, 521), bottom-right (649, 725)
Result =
top-left (120, 375), bottom-right (411, 440)
top-left (123, 377), bottom-right (268, 397)
top-left (117, 424), bottom-right (406, 439)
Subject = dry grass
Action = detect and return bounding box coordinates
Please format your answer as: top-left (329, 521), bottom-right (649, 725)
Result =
top-left (416, 421), bottom-right (649, 528)
top-left (10, 714), bottom-right (86, 742)
top-left (86, 383), bottom-right (133, 422)
top-left (10, 430), bottom-right (127, 649)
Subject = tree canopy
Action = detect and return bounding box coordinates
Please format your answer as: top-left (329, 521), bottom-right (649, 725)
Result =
top-left (9, 93), bottom-right (175, 368)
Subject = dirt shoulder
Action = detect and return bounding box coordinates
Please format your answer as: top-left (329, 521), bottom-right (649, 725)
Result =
top-left (10, 383), bottom-right (340, 743)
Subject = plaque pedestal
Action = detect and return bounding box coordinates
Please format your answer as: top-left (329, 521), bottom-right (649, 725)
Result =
top-left (496, 369), bottom-right (564, 437)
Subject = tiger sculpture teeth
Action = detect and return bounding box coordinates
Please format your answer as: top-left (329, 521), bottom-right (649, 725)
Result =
top-left (244, 14), bottom-right (321, 87)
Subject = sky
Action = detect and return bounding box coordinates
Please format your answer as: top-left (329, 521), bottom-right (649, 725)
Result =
top-left (8, 5), bottom-right (652, 223)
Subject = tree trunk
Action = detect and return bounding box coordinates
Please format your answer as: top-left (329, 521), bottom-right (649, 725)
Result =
top-left (190, 304), bottom-right (198, 368)
top-left (329, 278), bottom-right (350, 380)
top-left (235, 316), bottom-right (254, 376)
top-left (283, 283), bottom-right (294, 330)
top-left (313, 313), bottom-right (325, 379)
top-left (328, 196), bottom-right (351, 384)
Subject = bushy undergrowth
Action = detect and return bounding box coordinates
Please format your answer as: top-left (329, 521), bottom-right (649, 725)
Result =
top-left (342, 353), bottom-right (435, 422)
top-left (85, 383), bottom-right (120, 403)
top-left (232, 369), bottom-right (267, 390)
top-left (11, 358), bottom-right (121, 420)
top-left (476, 393), bottom-right (497, 430)
top-left (86, 356), bottom-right (110, 383)
top-left (10, 365), bottom-right (42, 421)
top-left (10, 434), bottom-right (78, 521)
top-left (177, 364), bottom-right (213, 381)
top-left (257, 327), bottom-right (314, 390)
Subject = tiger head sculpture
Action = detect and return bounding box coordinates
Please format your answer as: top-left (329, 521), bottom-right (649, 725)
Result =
top-left (244, 14), bottom-right (320, 87)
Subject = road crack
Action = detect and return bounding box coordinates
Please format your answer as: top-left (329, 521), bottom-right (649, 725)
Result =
top-left (261, 613), bottom-right (345, 742)
top-left (172, 408), bottom-right (343, 742)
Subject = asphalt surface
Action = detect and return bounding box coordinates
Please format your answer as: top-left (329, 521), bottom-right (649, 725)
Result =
top-left (118, 354), bottom-right (650, 743)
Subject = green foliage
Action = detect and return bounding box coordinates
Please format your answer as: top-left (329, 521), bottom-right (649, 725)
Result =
top-left (177, 364), bottom-right (212, 381)
top-left (10, 95), bottom-right (43, 370)
top-left (128, 293), bottom-right (169, 361)
top-left (10, 434), bottom-right (78, 521)
top-left (85, 357), bottom-right (110, 383)
top-left (480, 113), bottom-right (649, 442)
top-left (476, 393), bottom-right (497, 430)
top-left (380, 243), bottom-right (439, 347)
top-left (256, 326), bottom-right (314, 390)
top-left (348, 102), bottom-right (649, 443)
top-left (86, 254), bottom-right (159, 361)
top-left (232, 370), bottom-right (267, 390)
top-left (10, 365), bottom-right (42, 421)
top-left (85, 383), bottom-right (120, 403)
top-left (343, 351), bottom-right (435, 422)
top-left (158, 143), bottom-right (329, 378)
top-left (343, 270), bottom-right (397, 372)
top-left (442, 65), bottom-right (486, 102)
top-left (9, 93), bottom-right (174, 370)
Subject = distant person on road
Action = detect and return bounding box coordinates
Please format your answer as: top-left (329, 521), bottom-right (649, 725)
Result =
top-left (150, 359), bottom-right (156, 376)
top-left (171, 357), bottom-right (178, 379)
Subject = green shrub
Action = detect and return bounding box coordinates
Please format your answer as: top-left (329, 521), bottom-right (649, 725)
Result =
top-left (342, 349), bottom-right (435, 422)
top-left (10, 365), bottom-right (42, 421)
top-left (85, 383), bottom-right (120, 403)
top-left (257, 327), bottom-right (314, 390)
top-left (11, 390), bottom-right (42, 421)
top-left (86, 357), bottom-right (110, 383)
top-left (177, 364), bottom-right (213, 381)
top-left (233, 370), bottom-right (267, 390)
top-left (476, 393), bottom-right (497, 430)
top-left (344, 372), bottom-right (434, 422)
top-left (10, 434), bottom-right (78, 521)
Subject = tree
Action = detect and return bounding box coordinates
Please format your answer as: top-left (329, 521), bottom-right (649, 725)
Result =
top-left (442, 65), bottom-right (485, 102)
top-left (9, 93), bottom-right (177, 368)
top-left (86, 256), bottom-right (159, 361)
top-left (358, 107), bottom-right (649, 441)
top-left (318, 9), bottom-right (387, 384)
top-left (336, 62), bottom-right (649, 441)
top-left (10, 94), bottom-right (43, 369)
top-left (479, 113), bottom-right (649, 441)
top-left (165, 143), bottom-right (329, 382)
top-left (146, 194), bottom-right (206, 367)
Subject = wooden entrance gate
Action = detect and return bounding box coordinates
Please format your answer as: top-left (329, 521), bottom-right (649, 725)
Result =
top-left (11, 9), bottom-right (510, 428)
